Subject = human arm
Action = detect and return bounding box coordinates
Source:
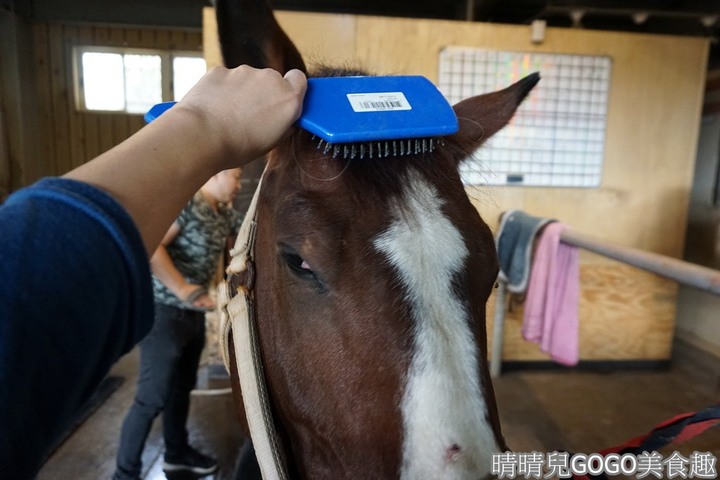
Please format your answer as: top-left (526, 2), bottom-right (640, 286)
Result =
top-left (0, 66), bottom-right (305, 477)
top-left (64, 66), bottom-right (306, 254)
top-left (0, 179), bottom-right (153, 478)
top-left (150, 222), bottom-right (216, 309)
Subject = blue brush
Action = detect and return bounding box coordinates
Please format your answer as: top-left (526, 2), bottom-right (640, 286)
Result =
top-left (299, 75), bottom-right (458, 159)
top-left (145, 101), bottom-right (176, 123)
top-left (145, 75), bottom-right (458, 159)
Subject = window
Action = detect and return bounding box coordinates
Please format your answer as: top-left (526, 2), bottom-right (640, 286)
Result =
top-left (73, 46), bottom-right (206, 114)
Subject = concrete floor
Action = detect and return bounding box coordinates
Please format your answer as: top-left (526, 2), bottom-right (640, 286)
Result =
top-left (36, 349), bottom-right (247, 480)
top-left (36, 338), bottom-right (719, 480)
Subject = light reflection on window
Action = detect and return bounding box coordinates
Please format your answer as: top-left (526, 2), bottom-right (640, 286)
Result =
top-left (82, 52), bottom-right (124, 111)
top-left (173, 57), bottom-right (207, 100)
top-left (124, 54), bottom-right (162, 114)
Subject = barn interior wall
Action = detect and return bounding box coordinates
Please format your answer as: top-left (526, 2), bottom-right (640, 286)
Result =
top-left (204, 8), bottom-right (710, 362)
top-left (0, 10), bottom-right (41, 199)
top-left (676, 110), bottom-right (720, 356)
top-left (4, 6), bottom-right (713, 361)
top-left (14, 22), bottom-right (203, 190)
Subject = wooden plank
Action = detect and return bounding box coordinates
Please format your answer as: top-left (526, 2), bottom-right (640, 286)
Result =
top-left (154, 28), bottom-right (172, 50)
top-left (179, 28), bottom-right (203, 51)
top-left (32, 24), bottom-right (56, 182)
top-left (68, 24), bottom-right (99, 168)
top-left (65, 23), bottom-right (84, 169)
top-left (47, 24), bottom-right (73, 176)
top-left (141, 27), bottom-right (160, 49)
top-left (92, 24), bottom-right (112, 46)
top-left (123, 26), bottom-right (144, 49)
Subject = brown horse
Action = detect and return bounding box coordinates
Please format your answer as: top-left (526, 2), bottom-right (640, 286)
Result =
top-left (216, 0), bottom-right (538, 478)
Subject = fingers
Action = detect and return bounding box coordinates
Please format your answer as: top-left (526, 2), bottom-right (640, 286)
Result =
top-left (284, 69), bottom-right (308, 122)
top-left (193, 294), bottom-right (216, 309)
top-left (163, 65), bottom-right (308, 171)
top-left (221, 66), bottom-right (306, 161)
top-left (284, 69), bottom-right (307, 95)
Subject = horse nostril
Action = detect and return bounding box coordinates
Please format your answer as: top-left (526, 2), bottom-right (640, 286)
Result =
top-left (445, 443), bottom-right (462, 462)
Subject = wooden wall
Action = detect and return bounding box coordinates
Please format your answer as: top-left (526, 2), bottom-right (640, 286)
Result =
top-left (29, 22), bottom-right (202, 180)
top-left (675, 85), bottom-right (720, 356)
top-left (204, 10), bottom-right (708, 362)
top-left (1, 11), bottom-right (38, 200)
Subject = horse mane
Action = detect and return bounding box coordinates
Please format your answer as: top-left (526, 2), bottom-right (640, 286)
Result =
top-left (309, 65), bottom-right (369, 78)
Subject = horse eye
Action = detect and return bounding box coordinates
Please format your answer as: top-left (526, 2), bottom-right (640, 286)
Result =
top-left (283, 252), bottom-right (311, 275)
top-left (281, 250), bottom-right (327, 293)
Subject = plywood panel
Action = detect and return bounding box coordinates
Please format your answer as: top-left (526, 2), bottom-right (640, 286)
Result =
top-left (203, 8), bottom-right (357, 71)
top-left (202, 10), bottom-right (707, 361)
top-left (487, 262), bottom-right (677, 361)
top-left (351, 16), bottom-right (707, 258)
top-left (276, 12), bottom-right (357, 72)
top-left (203, 9), bottom-right (222, 68)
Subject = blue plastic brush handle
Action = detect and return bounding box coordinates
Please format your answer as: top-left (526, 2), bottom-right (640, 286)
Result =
top-left (145, 75), bottom-right (458, 144)
top-left (298, 76), bottom-right (458, 143)
top-left (144, 101), bottom-right (177, 123)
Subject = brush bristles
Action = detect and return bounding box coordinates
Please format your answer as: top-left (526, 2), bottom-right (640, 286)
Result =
top-left (312, 136), bottom-right (439, 159)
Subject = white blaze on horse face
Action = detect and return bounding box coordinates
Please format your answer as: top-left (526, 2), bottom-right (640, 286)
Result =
top-left (373, 169), bottom-right (500, 480)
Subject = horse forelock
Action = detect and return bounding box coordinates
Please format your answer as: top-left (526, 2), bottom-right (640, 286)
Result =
top-left (310, 65), bottom-right (369, 78)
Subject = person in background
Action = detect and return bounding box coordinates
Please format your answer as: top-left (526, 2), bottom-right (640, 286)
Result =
top-left (0, 65), bottom-right (306, 479)
top-left (113, 167), bottom-right (244, 479)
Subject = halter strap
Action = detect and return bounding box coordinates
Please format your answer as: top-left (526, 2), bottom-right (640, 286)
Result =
top-left (219, 168), bottom-right (289, 480)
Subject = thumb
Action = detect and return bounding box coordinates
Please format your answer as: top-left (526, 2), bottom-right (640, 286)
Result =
top-left (284, 69), bottom-right (308, 95)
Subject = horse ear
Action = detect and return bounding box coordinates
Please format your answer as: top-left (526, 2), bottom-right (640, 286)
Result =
top-left (451, 73), bottom-right (540, 153)
top-left (215, 0), bottom-right (307, 74)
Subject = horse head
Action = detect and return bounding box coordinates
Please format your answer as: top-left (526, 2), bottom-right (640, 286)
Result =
top-left (217, 1), bottom-right (538, 478)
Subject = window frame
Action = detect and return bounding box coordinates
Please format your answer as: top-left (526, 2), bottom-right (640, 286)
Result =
top-left (72, 45), bottom-right (204, 114)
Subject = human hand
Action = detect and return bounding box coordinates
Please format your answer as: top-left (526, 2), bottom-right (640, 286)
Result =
top-left (178, 284), bottom-right (217, 311)
top-left (172, 65), bottom-right (307, 170)
top-left (190, 292), bottom-right (216, 310)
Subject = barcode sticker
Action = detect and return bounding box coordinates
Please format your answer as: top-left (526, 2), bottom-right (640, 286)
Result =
top-left (346, 92), bottom-right (412, 112)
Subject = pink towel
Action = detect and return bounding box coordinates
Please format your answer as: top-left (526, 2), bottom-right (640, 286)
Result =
top-left (522, 223), bottom-right (580, 366)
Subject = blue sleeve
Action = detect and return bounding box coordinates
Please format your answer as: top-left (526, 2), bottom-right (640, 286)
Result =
top-left (0, 177), bottom-right (154, 478)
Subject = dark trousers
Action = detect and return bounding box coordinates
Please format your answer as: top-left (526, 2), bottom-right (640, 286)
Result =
top-left (114, 303), bottom-right (206, 478)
